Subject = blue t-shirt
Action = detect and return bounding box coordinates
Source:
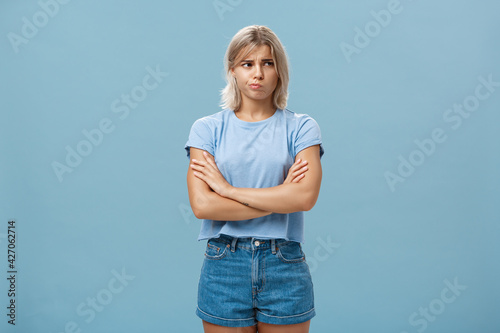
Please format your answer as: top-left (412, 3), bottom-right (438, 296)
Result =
top-left (184, 108), bottom-right (324, 243)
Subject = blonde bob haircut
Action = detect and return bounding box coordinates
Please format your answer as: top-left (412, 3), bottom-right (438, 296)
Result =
top-left (220, 25), bottom-right (290, 111)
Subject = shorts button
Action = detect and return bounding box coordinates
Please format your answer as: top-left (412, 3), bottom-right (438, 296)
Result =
top-left (254, 240), bottom-right (260, 246)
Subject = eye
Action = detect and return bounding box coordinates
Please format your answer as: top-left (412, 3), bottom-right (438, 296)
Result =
top-left (242, 63), bottom-right (252, 68)
top-left (264, 61), bottom-right (274, 66)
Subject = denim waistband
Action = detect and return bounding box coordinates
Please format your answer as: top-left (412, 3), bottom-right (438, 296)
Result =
top-left (212, 234), bottom-right (291, 254)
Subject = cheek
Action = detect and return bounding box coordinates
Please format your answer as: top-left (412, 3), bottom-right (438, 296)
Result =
top-left (270, 75), bottom-right (279, 89)
top-left (237, 78), bottom-right (247, 90)
top-left (235, 72), bottom-right (248, 85)
top-left (268, 70), bottom-right (279, 84)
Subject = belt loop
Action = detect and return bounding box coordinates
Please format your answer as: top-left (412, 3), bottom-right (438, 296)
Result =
top-left (271, 239), bottom-right (276, 254)
top-left (231, 237), bottom-right (238, 252)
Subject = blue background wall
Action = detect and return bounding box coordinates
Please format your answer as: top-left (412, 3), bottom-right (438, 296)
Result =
top-left (1, 0), bottom-right (499, 332)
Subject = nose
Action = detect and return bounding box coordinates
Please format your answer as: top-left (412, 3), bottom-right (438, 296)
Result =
top-left (253, 65), bottom-right (264, 80)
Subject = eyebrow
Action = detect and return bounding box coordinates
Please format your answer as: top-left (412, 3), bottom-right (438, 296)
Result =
top-left (240, 58), bottom-right (274, 63)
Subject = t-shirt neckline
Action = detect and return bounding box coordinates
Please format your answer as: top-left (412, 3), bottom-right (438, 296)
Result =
top-left (230, 108), bottom-right (280, 127)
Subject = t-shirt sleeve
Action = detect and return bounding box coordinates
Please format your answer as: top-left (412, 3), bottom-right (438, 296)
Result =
top-left (184, 118), bottom-right (215, 159)
top-left (294, 116), bottom-right (325, 159)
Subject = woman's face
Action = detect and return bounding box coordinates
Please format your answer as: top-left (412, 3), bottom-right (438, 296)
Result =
top-left (231, 44), bottom-right (278, 107)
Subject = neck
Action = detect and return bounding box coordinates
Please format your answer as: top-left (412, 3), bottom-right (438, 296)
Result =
top-left (237, 97), bottom-right (276, 120)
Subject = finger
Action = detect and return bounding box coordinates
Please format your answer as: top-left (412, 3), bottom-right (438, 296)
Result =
top-left (203, 151), bottom-right (215, 162)
top-left (193, 171), bottom-right (213, 187)
top-left (287, 169), bottom-right (306, 183)
top-left (191, 159), bottom-right (207, 167)
top-left (289, 163), bottom-right (300, 174)
top-left (290, 160), bottom-right (308, 171)
top-left (190, 164), bottom-right (205, 172)
top-left (196, 155), bottom-right (213, 172)
top-left (192, 171), bottom-right (204, 180)
top-left (202, 152), bottom-right (219, 170)
top-left (285, 166), bottom-right (305, 182)
top-left (291, 165), bottom-right (307, 175)
top-left (292, 173), bottom-right (305, 183)
top-left (204, 158), bottom-right (217, 171)
top-left (291, 166), bottom-right (308, 177)
top-left (293, 159), bottom-right (307, 165)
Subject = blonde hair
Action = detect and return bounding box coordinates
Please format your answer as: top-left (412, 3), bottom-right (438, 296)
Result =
top-left (220, 25), bottom-right (290, 111)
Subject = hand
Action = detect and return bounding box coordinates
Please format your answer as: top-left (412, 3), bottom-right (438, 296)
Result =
top-left (283, 158), bottom-right (309, 184)
top-left (190, 152), bottom-right (234, 198)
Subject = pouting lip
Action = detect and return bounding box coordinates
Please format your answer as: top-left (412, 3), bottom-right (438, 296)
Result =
top-left (249, 83), bottom-right (262, 88)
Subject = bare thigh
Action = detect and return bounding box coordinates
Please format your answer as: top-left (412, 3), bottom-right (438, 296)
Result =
top-left (202, 320), bottom-right (257, 333)
top-left (257, 320), bottom-right (310, 333)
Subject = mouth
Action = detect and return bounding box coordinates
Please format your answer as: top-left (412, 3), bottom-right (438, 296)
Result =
top-left (249, 84), bottom-right (262, 89)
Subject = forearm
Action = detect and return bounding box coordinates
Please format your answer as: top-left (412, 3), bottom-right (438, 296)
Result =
top-left (189, 145), bottom-right (321, 218)
top-left (226, 183), bottom-right (314, 214)
top-left (192, 190), bottom-right (273, 221)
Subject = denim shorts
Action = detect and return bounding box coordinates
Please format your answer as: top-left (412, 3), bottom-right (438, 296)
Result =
top-left (196, 234), bottom-right (315, 327)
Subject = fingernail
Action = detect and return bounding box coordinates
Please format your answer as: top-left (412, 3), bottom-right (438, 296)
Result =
top-left (192, 159), bottom-right (197, 162)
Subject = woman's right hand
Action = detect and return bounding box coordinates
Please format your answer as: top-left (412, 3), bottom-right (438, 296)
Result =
top-left (283, 158), bottom-right (309, 184)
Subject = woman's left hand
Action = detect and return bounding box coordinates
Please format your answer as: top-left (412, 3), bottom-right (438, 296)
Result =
top-left (190, 152), bottom-right (234, 198)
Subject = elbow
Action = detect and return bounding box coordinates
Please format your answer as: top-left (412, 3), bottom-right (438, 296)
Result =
top-left (190, 194), bottom-right (210, 219)
top-left (301, 192), bottom-right (319, 212)
top-left (192, 205), bottom-right (208, 220)
top-left (192, 206), bottom-right (205, 220)
top-left (302, 200), bottom-right (315, 212)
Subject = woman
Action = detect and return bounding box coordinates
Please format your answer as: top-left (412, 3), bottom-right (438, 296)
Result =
top-left (185, 25), bottom-right (324, 333)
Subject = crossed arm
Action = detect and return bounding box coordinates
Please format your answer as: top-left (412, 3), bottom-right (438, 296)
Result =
top-left (186, 145), bottom-right (322, 221)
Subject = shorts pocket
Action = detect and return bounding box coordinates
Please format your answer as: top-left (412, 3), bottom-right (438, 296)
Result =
top-left (204, 239), bottom-right (229, 260)
top-left (277, 241), bottom-right (305, 263)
